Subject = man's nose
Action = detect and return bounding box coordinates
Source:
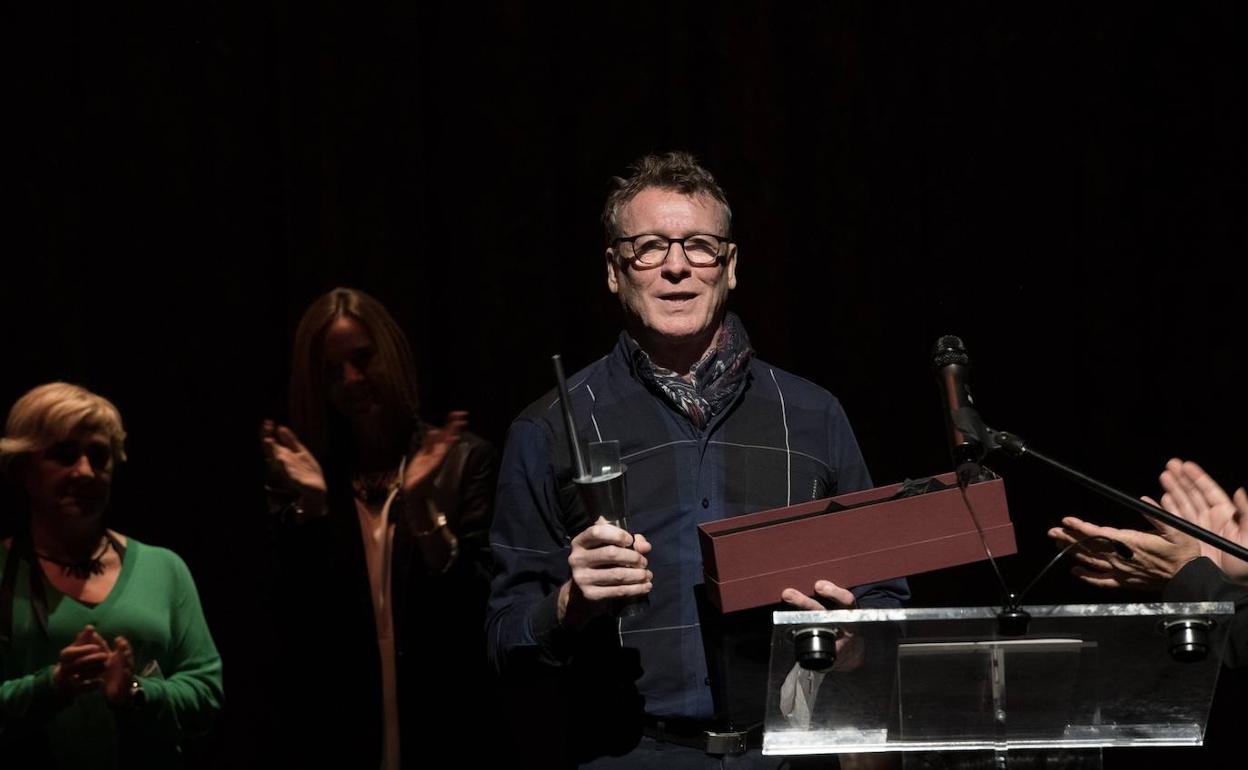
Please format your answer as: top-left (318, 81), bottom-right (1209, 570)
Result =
top-left (661, 242), bottom-right (694, 276)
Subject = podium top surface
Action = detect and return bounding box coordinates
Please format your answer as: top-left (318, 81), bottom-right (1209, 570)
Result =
top-left (773, 601), bottom-right (1235, 625)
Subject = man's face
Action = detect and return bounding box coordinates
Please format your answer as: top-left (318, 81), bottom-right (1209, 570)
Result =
top-left (606, 188), bottom-right (737, 350)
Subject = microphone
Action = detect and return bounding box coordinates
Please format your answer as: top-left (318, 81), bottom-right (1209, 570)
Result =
top-left (931, 335), bottom-right (991, 488)
top-left (931, 336), bottom-right (1020, 633)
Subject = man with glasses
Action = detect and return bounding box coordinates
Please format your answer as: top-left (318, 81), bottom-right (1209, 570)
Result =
top-left (486, 152), bottom-right (908, 767)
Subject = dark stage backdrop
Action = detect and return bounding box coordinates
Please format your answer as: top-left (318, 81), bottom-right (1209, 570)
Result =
top-left (4, 2), bottom-right (1246, 767)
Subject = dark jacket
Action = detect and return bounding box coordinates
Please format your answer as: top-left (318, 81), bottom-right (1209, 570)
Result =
top-left (486, 334), bottom-right (909, 762)
top-left (1163, 556), bottom-right (1248, 670)
top-left (269, 424), bottom-right (497, 768)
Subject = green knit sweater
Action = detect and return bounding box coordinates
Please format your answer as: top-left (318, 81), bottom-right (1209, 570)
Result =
top-left (0, 537), bottom-right (223, 767)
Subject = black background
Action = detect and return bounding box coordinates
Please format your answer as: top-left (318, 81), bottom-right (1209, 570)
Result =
top-left (4, 2), bottom-right (1245, 766)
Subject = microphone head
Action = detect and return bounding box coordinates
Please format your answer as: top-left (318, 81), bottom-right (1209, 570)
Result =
top-left (931, 335), bottom-right (969, 370)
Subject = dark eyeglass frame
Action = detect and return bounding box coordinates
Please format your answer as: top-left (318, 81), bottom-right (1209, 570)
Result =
top-left (610, 233), bottom-right (733, 269)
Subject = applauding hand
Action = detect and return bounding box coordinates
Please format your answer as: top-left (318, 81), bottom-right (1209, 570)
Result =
top-left (52, 625), bottom-right (109, 697)
top-left (261, 420), bottom-right (328, 516)
top-left (401, 411), bottom-right (468, 500)
top-left (1158, 458), bottom-right (1248, 581)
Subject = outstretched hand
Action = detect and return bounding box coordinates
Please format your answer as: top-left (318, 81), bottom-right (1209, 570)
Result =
top-left (1159, 458), bottom-right (1248, 580)
top-left (1049, 457), bottom-right (1248, 591)
top-left (402, 411), bottom-right (468, 499)
top-left (1047, 504), bottom-right (1200, 591)
top-left (261, 420), bottom-right (328, 513)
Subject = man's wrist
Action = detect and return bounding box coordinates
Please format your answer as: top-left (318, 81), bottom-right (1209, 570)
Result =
top-left (529, 588), bottom-right (576, 665)
top-left (557, 580), bottom-right (600, 630)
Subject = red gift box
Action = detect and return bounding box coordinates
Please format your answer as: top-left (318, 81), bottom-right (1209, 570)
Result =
top-left (698, 473), bottom-right (1015, 612)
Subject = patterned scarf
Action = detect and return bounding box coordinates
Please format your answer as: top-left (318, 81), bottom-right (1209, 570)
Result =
top-left (628, 312), bottom-right (754, 429)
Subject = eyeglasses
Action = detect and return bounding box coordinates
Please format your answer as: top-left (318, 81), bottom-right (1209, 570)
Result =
top-left (611, 233), bottom-right (731, 269)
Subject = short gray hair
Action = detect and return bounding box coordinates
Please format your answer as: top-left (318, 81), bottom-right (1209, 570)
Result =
top-left (602, 151), bottom-right (732, 243)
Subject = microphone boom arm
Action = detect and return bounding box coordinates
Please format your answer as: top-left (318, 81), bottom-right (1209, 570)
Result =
top-left (990, 429), bottom-right (1248, 565)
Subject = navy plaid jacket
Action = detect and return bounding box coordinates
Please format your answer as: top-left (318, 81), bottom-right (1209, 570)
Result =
top-left (486, 332), bottom-right (910, 733)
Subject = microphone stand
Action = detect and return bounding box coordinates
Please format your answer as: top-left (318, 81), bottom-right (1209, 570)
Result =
top-left (933, 336), bottom-right (1244, 651)
top-left (987, 425), bottom-right (1248, 565)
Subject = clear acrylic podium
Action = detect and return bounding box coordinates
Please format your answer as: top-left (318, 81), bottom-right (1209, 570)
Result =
top-left (765, 603), bottom-right (1233, 767)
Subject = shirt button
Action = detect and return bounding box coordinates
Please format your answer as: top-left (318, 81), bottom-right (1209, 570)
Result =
top-left (701, 498), bottom-right (710, 509)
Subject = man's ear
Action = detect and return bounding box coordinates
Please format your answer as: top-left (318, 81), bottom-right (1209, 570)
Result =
top-left (725, 243), bottom-right (738, 290)
top-left (606, 248), bottom-right (621, 295)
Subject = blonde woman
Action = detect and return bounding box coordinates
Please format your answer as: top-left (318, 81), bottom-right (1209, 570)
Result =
top-left (0, 383), bottom-right (222, 768)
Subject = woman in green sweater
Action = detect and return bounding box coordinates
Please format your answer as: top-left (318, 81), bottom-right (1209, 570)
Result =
top-left (0, 382), bottom-right (223, 768)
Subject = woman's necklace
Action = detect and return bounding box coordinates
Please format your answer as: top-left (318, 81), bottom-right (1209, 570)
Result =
top-left (351, 465), bottom-right (401, 507)
top-left (33, 533), bottom-right (124, 579)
